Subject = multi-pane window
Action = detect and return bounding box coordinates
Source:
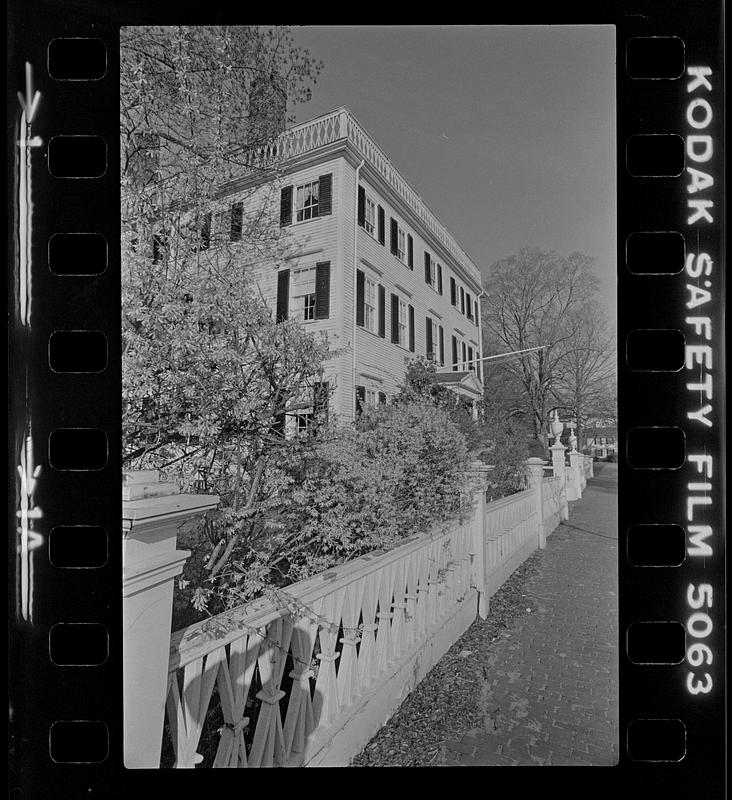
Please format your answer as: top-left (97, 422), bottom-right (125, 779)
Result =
top-left (460, 287), bottom-right (466, 315)
top-left (428, 319), bottom-right (440, 362)
top-left (397, 227), bottom-right (407, 262)
top-left (295, 181), bottom-right (319, 222)
top-left (397, 298), bottom-right (408, 347)
top-left (365, 197), bottom-right (376, 236)
top-left (291, 267), bottom-right (316, 321)
top-left (364, 277), bottom-right (378, 333)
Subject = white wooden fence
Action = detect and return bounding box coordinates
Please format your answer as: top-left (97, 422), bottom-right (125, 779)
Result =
top-left (122, 452), bottom-right (594, 768)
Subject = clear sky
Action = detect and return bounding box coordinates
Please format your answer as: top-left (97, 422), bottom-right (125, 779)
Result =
top-left (290, 25), bottom-right (617, 320)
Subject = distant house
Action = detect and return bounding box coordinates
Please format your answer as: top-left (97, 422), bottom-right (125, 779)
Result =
top-left (203, 107), bottom-right (485, 429)
top-left (584, 418), bottom-right (618, 460)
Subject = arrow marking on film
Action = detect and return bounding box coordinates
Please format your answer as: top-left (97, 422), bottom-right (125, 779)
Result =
top-left (17, 62), bottom-right (41, 123)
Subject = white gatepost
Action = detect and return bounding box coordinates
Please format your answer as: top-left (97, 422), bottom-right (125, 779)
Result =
top-left (122, 470), bottom-right (219, 769)
top-left (549, 443), bottom-right (569, 520)
top-left (569, 450), bottom-right (584, 497)
top-left (526, 457), bottom-right (546, 549)
top-left (468, 462), bottom-right (490, 619)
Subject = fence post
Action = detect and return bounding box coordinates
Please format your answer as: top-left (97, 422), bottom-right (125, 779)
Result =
top-left (122, 470), bottom-right (218, 769)
top-left (569, 450), bottom-right (584, 497)
top-left (549, 443), bottom-right (569, 520)
top-left (526, 457), bottom-right (546, 549)
top-left (468, 462), bottom-right (489, 619)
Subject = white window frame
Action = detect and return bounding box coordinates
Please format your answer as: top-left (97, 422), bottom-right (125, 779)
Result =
top-left (429, 260), bottom-right (440, 292)
top-left (397, 298), bottom-right (408, 348)
top-left (295, 180), bottom-right (319, 223)
top-left (290, 266), bottom-right (316, 322)
top-left (429, 319), bottom-right (441, 363)
top-left (364, 276), bottom-right (378, 333)
top-left (365, 388), bottom-right (379, 407)
top-left (364, 196), bottom-right (377, 236)
top-left (396, 226), bottom-right (407, 263)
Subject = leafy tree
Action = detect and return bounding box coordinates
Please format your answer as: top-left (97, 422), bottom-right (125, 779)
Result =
top-left (121, 26), bottom-right (329, 621)
top-left (397, 359), bottom-right (528, 498)
top-left (481, 247), bottom-right (605, 448)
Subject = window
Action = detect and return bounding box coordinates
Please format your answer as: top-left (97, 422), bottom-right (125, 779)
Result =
top-left (295, 180), bottom-right (319, 222)
top-left (391, 295), bottom-right (414, 350)
top-left (397, 298), bottom-right (408, 347)
top-left (450, 277), bottom-right (457, 306)
top-left (277, 262), bottom-right (330, 322)
top-left (460, 287), bottom-right (466, 315)
top-left (356, 270), bottom-right (385, 336)
top-left (424, 254), bottom-right (443, 293)
top-left (466, 292), bottom-right (473, 320)
top-left (461, 341), bottom-right (467, 370)
top-left (397, 228), bottom-right (406, 261)
top-left (390, 218), bottom-right (411, 265)
top-left (364, 277), bottom-right (378, 333)
top-left (295, 411), bottom-right (315, 434)
top-left (290, 267), bottom-right (316, 321)
top-left (281, 174), bottom-right (332, 226)
top-left (426, 318), bottom-right (441, 363)
top-left (365, 197), bottom-right (376, 235)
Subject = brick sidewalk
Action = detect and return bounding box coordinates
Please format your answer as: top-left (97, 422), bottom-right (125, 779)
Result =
top-left (444, 462), bottom-right (619, 766)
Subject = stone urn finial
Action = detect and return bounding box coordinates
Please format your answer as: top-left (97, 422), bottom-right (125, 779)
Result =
top-left (549, 409), bottom-right (564, 445)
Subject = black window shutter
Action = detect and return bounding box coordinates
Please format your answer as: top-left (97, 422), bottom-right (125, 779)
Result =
top-left (355, 385), bottom-right (366, 417)
top-left (378, 284), bottom-right (386, 337)
top-left (319, 174), bottom-right (333, 216)
top-left (475, 299), bottom-right (479, 323)
top-left (378, 391), bottom-right (386, 405)
top-left (466, 292), bottom-right (472, 319)
top-left (200, 213), bottom-right (211, 251)
top-left (425, 317), bottom-right (433, 358)
top-left (357, 186), bottom-right (366, 227)
top-left (276, 269), bottom-right (290, 322)
top-left (452, 335), bottom-right (458, 371)
top-left (390, 218), bottom-right (398, 255)
top-left (424, 252), bottom-right (431, 284)
top-left (439, 326), bottom-right (445, 364)
top-left (280, 186), bottom-right (293, 227)
top-left (468, 345), bottom-right (474, 370)
top-left (407, 235), bottom-right (414, 268)
top-left (460, 287), bottom-right (465, 314)
top-left (438, 265), bottom-right (443, 295)
top-left (409, 305), bottom-right (415, 352)
top-left (462, 341), bottom-right (467, 366)
top-left (315, 261), bottom-right (331, 319)
top-left (230, 202), bottom-right (243, 241)
top-left (450, 276), bottom-right (456, 306)
top-left (391, 294), bottom-right (399, 343)
top-left (378, 206), bottom-right (385, 245)
top-left (356, 269), bottom-right (365, 327)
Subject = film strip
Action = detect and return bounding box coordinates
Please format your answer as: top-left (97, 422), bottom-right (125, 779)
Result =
top-left (7, 3), bottom-right (725, 796)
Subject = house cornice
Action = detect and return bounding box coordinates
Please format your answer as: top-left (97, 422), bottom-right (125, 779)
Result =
top-left (222, 107), bottom-right (483, 292)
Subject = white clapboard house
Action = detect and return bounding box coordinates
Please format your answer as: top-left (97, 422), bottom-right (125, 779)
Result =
top-left (203, 107), bottom-right (485, 427)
